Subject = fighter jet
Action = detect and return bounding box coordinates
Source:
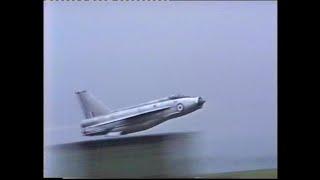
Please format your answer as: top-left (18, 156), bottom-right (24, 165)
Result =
top-left (76, 91), bottom-right (206, 136)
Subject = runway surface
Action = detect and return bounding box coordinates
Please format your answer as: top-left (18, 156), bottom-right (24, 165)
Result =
top-left (44, 132), bottom-right (277, 178)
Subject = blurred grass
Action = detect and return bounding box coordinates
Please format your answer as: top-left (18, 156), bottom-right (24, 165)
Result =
top-left (195, 168), bottom-right (277, 179)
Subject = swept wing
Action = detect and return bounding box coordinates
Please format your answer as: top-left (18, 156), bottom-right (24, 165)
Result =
top-left (89, 105), bottom-right (171, 128)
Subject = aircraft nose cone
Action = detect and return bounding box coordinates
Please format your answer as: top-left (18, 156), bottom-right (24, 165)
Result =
top-left (198, 97), bottom-right (206, 106)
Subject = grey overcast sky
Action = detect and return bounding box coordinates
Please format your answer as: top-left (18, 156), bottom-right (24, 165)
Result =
top-left (44, 1), bottom-right (277, 168)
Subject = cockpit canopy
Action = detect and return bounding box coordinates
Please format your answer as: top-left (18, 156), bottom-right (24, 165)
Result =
top-left (168, 94), bottom-right (190, 100)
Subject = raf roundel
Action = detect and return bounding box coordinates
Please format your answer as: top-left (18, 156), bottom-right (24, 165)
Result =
top-left (176, 103), bottom-right (184, 112)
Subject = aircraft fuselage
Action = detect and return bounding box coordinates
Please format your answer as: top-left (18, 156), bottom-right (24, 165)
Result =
top-left (76, 92), bottom-right (205, 136)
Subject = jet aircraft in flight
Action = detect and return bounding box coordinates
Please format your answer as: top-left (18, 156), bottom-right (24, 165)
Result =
top-left (76, 91), bottom-right (206, 136)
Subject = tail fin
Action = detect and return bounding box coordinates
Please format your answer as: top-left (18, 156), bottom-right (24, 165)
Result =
top-left (75, 90), bottom-right (110, 119)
